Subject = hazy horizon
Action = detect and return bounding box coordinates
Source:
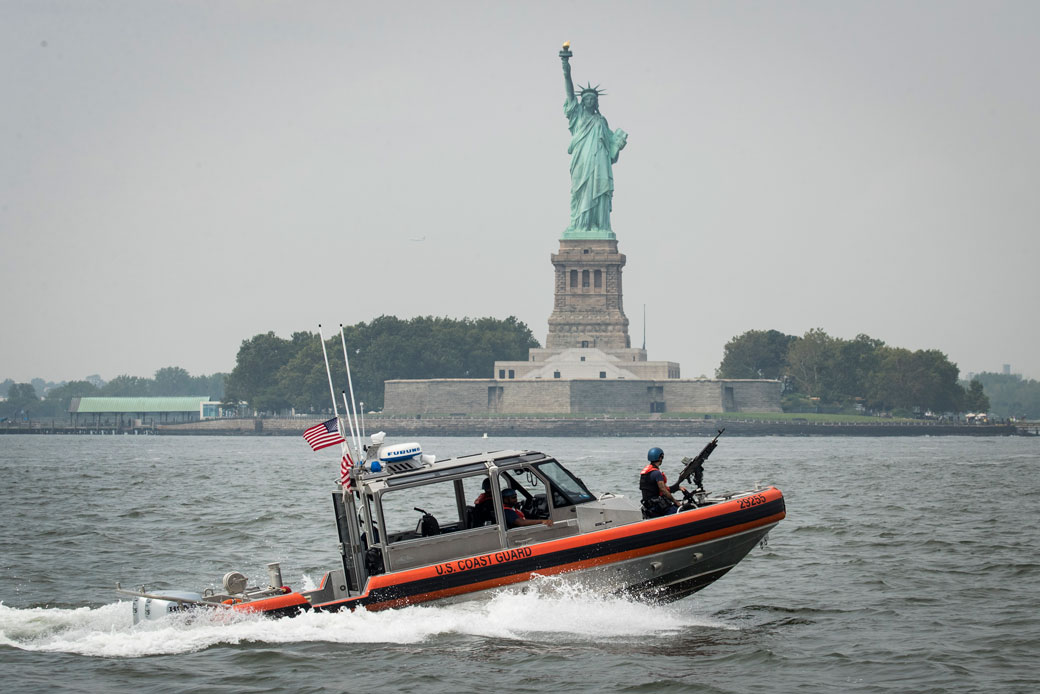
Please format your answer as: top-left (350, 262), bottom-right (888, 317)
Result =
top-left (3, 1), bottom-right (1038, 384)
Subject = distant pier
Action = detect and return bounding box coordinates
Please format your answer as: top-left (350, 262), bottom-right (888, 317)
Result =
top-left (3, 416), bottom-right (1033, 437)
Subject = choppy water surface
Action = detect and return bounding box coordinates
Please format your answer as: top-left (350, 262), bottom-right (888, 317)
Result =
top-left (1, 435), bottom-right (1038, 693)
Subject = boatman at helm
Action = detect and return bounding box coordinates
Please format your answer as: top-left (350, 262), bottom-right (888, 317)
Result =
top-left (640, 447), bottom-right (686, 518)
top-left (502, 488), bottom-right (554, 529)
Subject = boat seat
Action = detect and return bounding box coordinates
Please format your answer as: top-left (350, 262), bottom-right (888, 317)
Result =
top-left (470, 502), bottom-right (495, 527)
top-left (419, 513), bottom-right (440, 537)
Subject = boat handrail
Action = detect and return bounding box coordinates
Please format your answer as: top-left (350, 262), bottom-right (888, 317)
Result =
top-left (115, 583), bottom-right (203, 606)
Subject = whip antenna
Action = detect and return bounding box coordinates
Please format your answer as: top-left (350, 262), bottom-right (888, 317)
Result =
top-left (339, 324), bottom-right (363, 453)
top-left (318, 324), bottom-right (359, 463)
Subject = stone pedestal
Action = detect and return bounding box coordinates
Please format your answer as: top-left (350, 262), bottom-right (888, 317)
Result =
top-left (546, 238), bottom-right (632, 351)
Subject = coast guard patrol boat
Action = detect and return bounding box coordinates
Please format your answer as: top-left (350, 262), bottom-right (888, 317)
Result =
top-left (120, 431), bottom-right (785, 622)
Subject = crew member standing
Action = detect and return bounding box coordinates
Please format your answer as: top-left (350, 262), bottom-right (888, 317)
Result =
top-left (639, 447), bottom-right (685, 517)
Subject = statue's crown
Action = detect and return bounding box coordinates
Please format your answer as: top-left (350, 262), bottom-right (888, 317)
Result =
top-left (579, 82), bottom-right (606, 97)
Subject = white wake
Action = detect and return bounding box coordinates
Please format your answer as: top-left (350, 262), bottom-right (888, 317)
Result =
top-left (0, 577), bottom-right (732, 658)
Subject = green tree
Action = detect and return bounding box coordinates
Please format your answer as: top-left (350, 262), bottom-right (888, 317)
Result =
top-left (346, 315), bottom-right (538, 410)
top-left (152, 367), bottom-right (197, 396)
top-left (45, 380), bottom-right (100, 416)
top-left (238, 316), bottom-right (540, 413)
top-left (276, 336), bottom-right (338, 414)
top-left (868, 348), bottom-right (963, 412)
top-left (963, 379), bottom-right (990, 413)
top-left (84, 374), bottom-right (106, 388)
top-left (785, 329), bottom-right (840, 399)
top-left (716, 329), bottom-right (796, 379)
top-left (101, 375), bottom-right (152, 396)
top-left (1, 383), bottom-right (40, 419)
top-left (719, 326), bottom-right (985, 415)
top-left (870, 347), bottom-right (914, 411)
top-left (192, 372), bottom-right (227, 400)
top-left (970, 372), bottom-right (1040, 418)
top-left (911, 349), bottom-right (964, 412)
top-left (0, 379), bottom-right (14, 397)
top-left (830, 334), bottom-right (886, 403)
top-left (225, 332), bottom-right (301, 413)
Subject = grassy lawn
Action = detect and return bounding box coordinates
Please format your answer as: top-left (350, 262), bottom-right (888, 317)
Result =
top-left (371, 412), bottom-right (919, 423)
top-left (661, 412), bottom-right (917, 424)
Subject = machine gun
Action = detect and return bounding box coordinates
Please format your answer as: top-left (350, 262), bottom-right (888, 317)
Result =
top-left (676, 428), bottom-right (725, 492)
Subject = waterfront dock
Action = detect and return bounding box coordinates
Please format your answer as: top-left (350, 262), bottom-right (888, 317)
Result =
top-left (5, 416), bottom-right (1029, 437)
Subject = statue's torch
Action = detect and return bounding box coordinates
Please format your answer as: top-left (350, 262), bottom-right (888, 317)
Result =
top-left (559, 41), bottom-right (572, 62)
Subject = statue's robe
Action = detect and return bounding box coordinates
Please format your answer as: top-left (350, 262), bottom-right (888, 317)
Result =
top-left (565, 96), bottom-right (624, 232)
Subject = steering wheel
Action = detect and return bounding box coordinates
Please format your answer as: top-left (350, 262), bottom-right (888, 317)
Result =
top-left (679, 488), bottom-right (699, 511)
top-left (521, 493), bottom-right (550, 518)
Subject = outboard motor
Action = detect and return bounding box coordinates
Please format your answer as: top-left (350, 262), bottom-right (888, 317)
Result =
top-left (130, 591), bottom-right (202, 625)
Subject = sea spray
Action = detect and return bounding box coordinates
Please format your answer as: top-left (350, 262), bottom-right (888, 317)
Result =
top-left (0, 578), bottom-right (728, 658)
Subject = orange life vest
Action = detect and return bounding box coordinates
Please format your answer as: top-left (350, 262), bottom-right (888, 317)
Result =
top-left (640, 463), bottom-right (666, 483)
top-left (640, 463), bottom-right (667, 502)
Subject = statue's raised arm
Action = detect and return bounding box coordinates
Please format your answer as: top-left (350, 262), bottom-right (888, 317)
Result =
top-left (557, 42), bottom-right (627, 239)
top-left (560, 41), bottom-right (575, 103)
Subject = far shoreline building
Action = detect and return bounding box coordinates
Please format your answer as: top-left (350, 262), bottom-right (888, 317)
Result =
top-left (68, 396), bottom-right (234, 426)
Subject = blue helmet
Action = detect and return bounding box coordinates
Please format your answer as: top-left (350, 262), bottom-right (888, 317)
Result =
top-left (647, 447), bottom-right (664, 463)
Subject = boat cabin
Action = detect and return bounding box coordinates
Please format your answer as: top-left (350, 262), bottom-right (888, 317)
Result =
top-left (121, 436), bottom-right (783, 618)
top-left (345, 449), bottom-right (600, 575)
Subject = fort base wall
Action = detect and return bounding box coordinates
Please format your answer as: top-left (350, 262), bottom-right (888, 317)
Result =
top-left (383, 378), bottom-right (781, 415)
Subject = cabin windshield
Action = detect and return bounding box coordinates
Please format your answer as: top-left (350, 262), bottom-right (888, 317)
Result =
top-left (535, 460), bottom-right (595, 506)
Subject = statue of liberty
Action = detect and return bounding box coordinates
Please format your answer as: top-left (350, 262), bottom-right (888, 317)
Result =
top-left (559, 42), bottom-right (628, 239)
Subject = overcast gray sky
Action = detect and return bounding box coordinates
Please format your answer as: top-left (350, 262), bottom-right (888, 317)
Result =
top-left (3, 0), bottom-right (1038, 384)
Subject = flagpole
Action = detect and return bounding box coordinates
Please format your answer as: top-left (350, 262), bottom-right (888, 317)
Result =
top-left (339, 324), bottom-right (363, 453)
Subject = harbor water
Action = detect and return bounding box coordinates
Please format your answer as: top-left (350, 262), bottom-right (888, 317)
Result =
top-left (1, 435), bottom-right (1038, 693)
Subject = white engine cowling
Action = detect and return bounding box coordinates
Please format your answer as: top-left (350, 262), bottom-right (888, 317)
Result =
top-left (131, 591), bottom-right (202, 625)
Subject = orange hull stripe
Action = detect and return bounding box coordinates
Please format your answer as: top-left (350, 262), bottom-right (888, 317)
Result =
top-left (361, 509), bottom-right (785, 611)
top-left (364, 487), bottom-right (784, 592)
top-left (231, 592), bottom-right (309, 613)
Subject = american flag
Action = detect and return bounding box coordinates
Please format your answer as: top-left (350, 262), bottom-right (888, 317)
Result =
top-left (340, 452), bottom-right (354, 489)
top-left (302, 417), bottom-right (344, 451)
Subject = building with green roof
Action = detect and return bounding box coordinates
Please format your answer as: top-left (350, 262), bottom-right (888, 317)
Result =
top-left (69, 396), bottom-right (218, 426)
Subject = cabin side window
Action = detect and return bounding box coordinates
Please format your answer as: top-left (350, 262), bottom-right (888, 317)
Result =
top-left (464, 473), bottom-right (496, 528)
top-left (377, 473), bottom-right (496, 544)
top-left (379, 478), bottom-right (458, 544)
